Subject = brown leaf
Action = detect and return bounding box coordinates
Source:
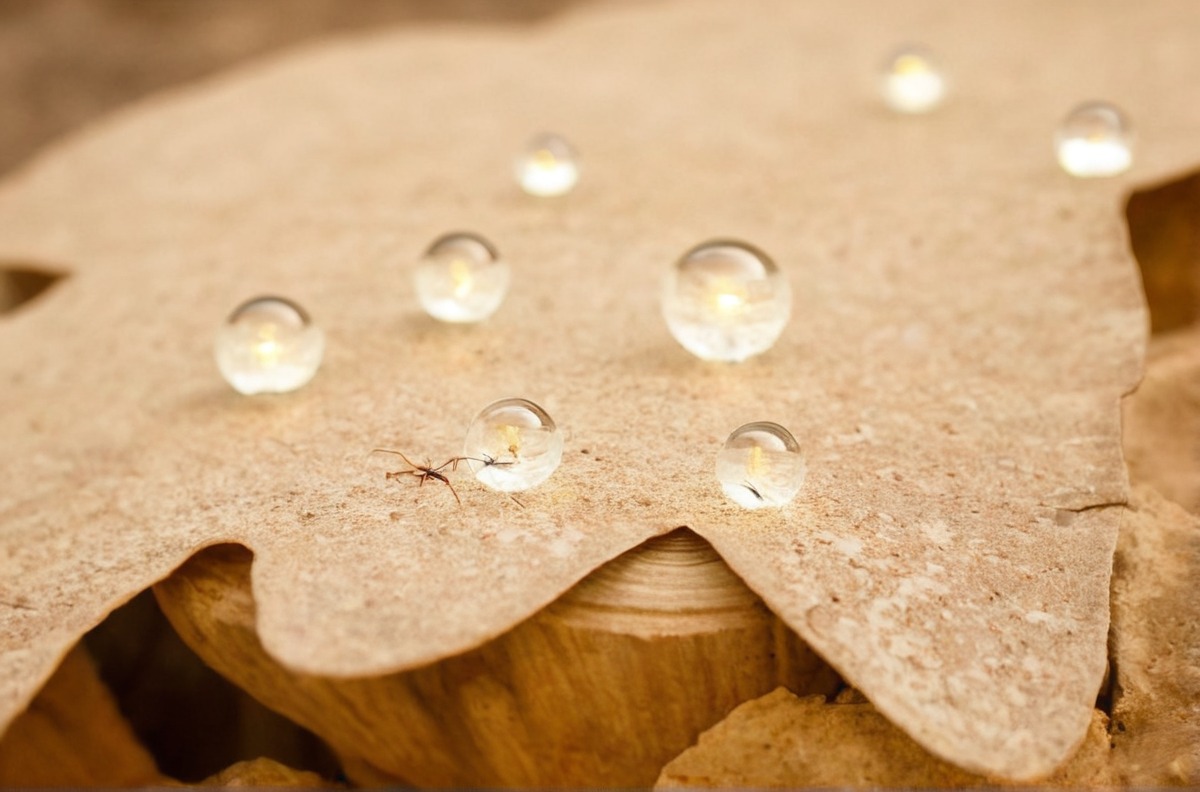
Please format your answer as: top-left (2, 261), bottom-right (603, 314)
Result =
top-left (2, 0), bottom-right (1192, 780)
top-left (655, 688), bottom-right (1116, 788)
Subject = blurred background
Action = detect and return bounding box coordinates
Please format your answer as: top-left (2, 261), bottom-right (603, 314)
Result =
top-left (0, 0), bottom-right (586, 176)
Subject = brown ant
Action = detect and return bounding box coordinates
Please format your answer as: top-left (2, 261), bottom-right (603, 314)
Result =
top-left (370, 449), bottom-right (517, 507)
top-left (372, 449), bottom-right (466, 505)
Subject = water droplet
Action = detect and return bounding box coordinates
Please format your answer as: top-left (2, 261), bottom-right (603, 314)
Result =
top-left (464, 398), bottom-right (563, 492)
top-left (662, 240), bottom-right (791, 362)
top-left (1055, 101), bottom-right (1133, 177)
top-left (414, 232), bottom-right (510, 323)
top-left (515, 133), bottom-right (580, 197)
top-left (215, 296), bottom-right (324, 394)
top-left (881, 46), bottom-right (946, 114)
top-left (716, 422), bottom-right (806, 509)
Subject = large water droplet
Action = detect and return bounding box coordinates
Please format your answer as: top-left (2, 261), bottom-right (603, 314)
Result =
top-left (464, 398), bottom-right (564, 492)
top-left (662, 240), bottom-right (791, 362)
top-left (716, 422), bottom-right (806, 509)
top-left (1055, 101), bottom-right (1133, 178)
top-left (215, 296), bottom-right (324, 395)
top-left (414, 232), bottom-right (510, 323)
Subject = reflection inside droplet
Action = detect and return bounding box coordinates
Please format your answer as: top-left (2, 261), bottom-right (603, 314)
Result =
top-left (716, 422), bottom-right (806, 509)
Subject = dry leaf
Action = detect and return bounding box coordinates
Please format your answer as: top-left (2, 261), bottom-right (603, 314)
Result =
top-left (2, 0), bottom-right (1194, 780)
top-left (655, 688), bottom-right (1116, 788)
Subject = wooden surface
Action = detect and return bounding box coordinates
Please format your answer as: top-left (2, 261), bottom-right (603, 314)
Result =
top-left (0, 0), bottom-right (1196, 781)
top-left (157, 531), bottom-right (839, 786)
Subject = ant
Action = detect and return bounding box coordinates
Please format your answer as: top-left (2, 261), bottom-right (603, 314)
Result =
top-left (371, 449), bottom-right (517, 506)
top-left (372, 449), bottom-right (466, 505)
top-left (472, 452), bottom-right (515, 470)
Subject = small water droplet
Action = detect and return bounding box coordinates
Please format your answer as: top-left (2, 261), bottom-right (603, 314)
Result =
top-left (1055, 101), bottom-right (1133, 178)
top-left (881, 46), bottom-right (946, 114)
top-left (515, 133), bottom-right (580, 197)
top-left (662, 240), bottom-right (791, 362)
top-left (414, 232), bottom-right (510, 323)
top-left (215, 296), bottom-right (324, 394)
top-left (716, 422), bottom-right (806, 509)
top-left (464, 398), bottom-right (563, 492)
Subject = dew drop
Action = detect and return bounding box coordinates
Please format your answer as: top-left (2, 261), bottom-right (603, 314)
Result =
top-left (881, 46), bottom-right (946, 114)
top-left (1055, 101), bottom-right (1133, 178)
top-left (716, 422), bottom-right (806, 509)
top-left (414, 232), bottom-right (510, 323)
top-left (515, 133), bottom-right (580, 197)
top-left (464, 398), bottom-right (563, 492)
top-left (662, 240), bottom-right (791, 362)
top-left (214, 296), bottom-right (324, 395)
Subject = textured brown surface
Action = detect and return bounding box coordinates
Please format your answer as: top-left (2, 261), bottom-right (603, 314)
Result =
top-left (1, 0), bottom-right (1193, 780)
top-left (1110, 485), bottom-right (1200, 785)
top-left (655, 488), bottom-right (1200, 787)
top-left (655, 688), bottom-right (1116, 788)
